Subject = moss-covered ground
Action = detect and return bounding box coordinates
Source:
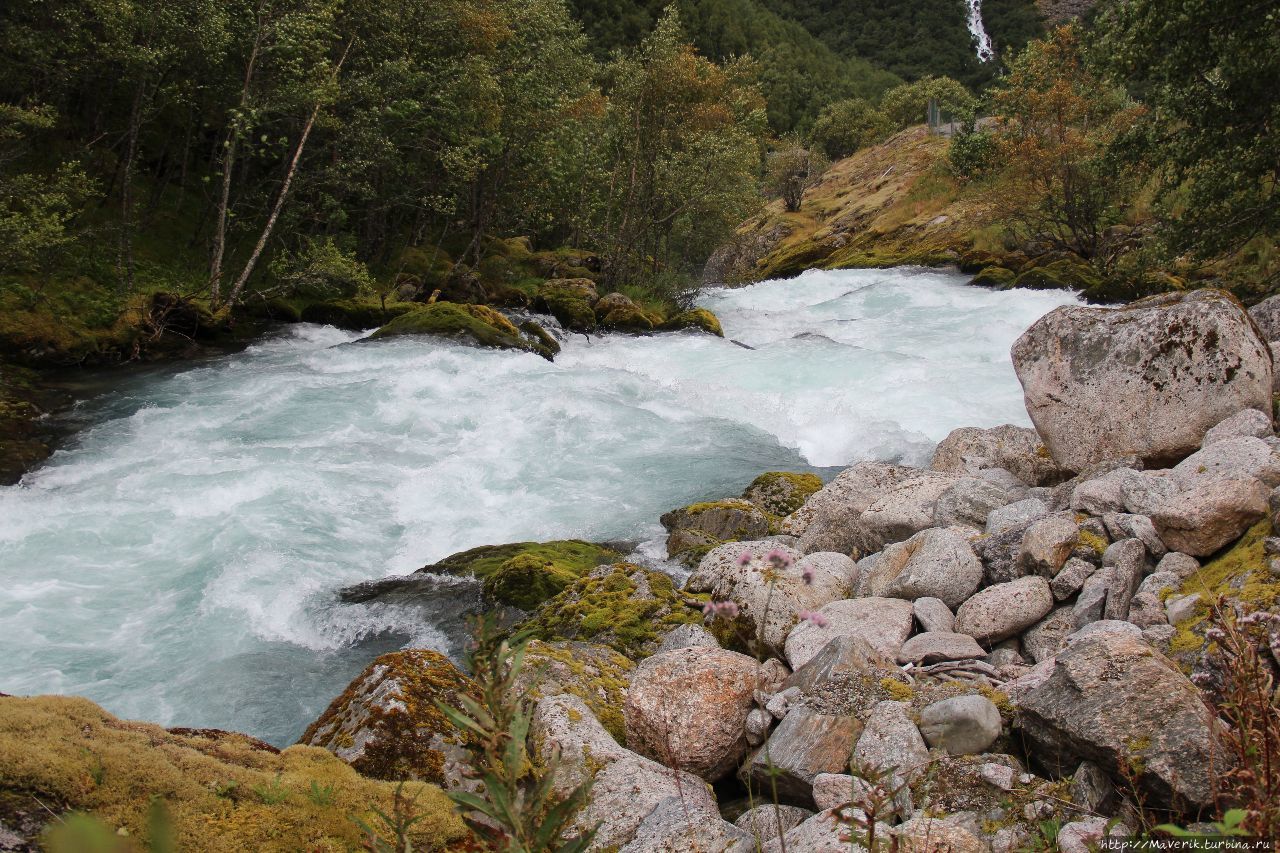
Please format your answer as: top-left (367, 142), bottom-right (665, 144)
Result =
top-left (0, 694), bottom-right (470, 852)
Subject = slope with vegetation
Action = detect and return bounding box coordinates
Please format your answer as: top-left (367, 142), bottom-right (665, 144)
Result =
top-left (722, 2), bottom-right (1279, 306)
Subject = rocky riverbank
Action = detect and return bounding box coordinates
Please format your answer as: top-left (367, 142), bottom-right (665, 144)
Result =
top-left (4, 286), bottom-right (1280, 850)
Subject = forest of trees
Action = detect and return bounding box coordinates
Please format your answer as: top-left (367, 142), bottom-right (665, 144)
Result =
top-left (0, 0), bottom-right (1273, 346)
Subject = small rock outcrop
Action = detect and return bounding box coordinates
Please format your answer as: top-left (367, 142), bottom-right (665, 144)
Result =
top-left (1011, 290), bottom-right (1272, 471)
top-left (299, 649), bottom-right (475, 787)
top-left (1014, 631), bottom-right (1227, 812)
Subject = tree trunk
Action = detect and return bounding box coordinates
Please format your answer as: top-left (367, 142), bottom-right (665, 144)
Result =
top-left (224, 41), bottom-right (352, 308)
top-left (209, 29), bottom-right (263, 308)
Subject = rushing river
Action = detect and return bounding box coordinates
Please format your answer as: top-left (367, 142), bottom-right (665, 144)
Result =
top-left (0, 267), bottom-right (1078, 745)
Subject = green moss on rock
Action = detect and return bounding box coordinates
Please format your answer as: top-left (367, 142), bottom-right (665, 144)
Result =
top-left (369, 301), bottom-right (550, 358)
top-left (659, 308), bottom-right (724, 337)
top-left (536, 279), bottom-right (598, 332)
top-left (423, 540), bottom-right (620, 583)
top-left (299, 298), bottom-right (415, 330)
top-left (601, 305), bottom-right (655, 333)
top-left (518, 640), bottom-right (635, 742)
top-left (516, 563), bottom-right (703, 660)
top-left (741, 471), bottom-right (823, 516)
top-left (482, 553), bottom-right (581, 610)
top-left (1010, 259), bottom-right (1101, 292)
top-left (969, 266), bottom-right (1016, 288)
top-left (300, 649), bottom-right (475, 787)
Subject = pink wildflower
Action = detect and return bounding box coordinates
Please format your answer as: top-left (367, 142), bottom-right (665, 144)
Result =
top-left (801, 567), bottom-right (815, 585)
top-left (736, 551), bottom-right (754, 567)
top-left (798, 609), bottom-right (829, 628)
top-left (766, 548), bottom-right (793, 569)
top-left (703, 600), bottom-right (741, 620)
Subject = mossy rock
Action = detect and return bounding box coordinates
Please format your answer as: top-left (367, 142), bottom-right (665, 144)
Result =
top-left (299, 299), bottom-right (415, 330)
top-left (659, 308), bottom-right (724, 337)
top-left (482, 553), bottom-right (582, 610)
top-left (0, 694), bottom-right (468, 852)
top-left (300, 649), bottom-right (476, 788)
top-left (741, 471), bottom-right (823, 517)
top-left (516, 563), bottom-right (703, 660)
top-left (1010, 259), bottom-right (1101, 292)
top-left (517, 640), bottom-right (635, 742)
top-left (518, 320), bottom-right (560, 357)
top-left (369, 301), bottom-right (553, 359)
top-left (659, 498), bottom-right (771, 565)
top-left (422, 540), bottom-right (620, 583)
top-left (600, 305), bottom-right (655, 333)
top-left (969, 266), bottom-right (1016, 288)
top-left (1168, 521), bottom-right (1280, 664)
top-left (1080, 270), bottom-right (1186, 305)
top-left (535, 279), bottom-right (598, 333)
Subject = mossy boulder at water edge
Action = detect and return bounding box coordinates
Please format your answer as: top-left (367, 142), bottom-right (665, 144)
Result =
top-left (368, 301), bottom-right (556, 359)
top-left (660, 498), bottom-right (772, 565)
top-left (742, 470), bottom-right (824, 517)
top-left (1010, 259), bottom-right (1100, 292)
top-left (0, 694), bottom-right (468, 852)
top-left (300, 649), bottom-right (475, 788)
top-left (659, 307), bottom-right (724, 337)
top-left (968, 266), bottom-right (1016, 289)
top-left (393, 538), bottom-right (622, 612)
top-left (516, 563), bottom-right (704, 660)
top-left (535, 278), bottom-right (599, 332)
top-left (297, 298), bottom-right (416, 330)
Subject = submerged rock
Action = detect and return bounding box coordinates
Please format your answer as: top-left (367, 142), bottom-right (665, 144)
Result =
top-left (1011, 289), bottom-right (1272, 471)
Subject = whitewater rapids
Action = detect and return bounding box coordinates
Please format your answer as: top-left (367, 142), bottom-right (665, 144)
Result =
top-left (0, 267), bottom-right (1077, 744)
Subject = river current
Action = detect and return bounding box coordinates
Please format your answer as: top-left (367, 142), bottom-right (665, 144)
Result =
top-left (0, 267), bottom-right (1077, 745)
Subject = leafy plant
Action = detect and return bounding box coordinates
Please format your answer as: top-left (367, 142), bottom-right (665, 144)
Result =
top-left (251, 774), bottom-right (290, 805)
top-left (436, 615), bottom-right (596, 852)
top-left (351, 780), bottom-right (430, 853)
top-left (307, 780), bottom-right (337, 807)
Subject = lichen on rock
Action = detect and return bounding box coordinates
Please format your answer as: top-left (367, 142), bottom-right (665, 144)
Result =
top-left (299, 649), bottom-right (475, 787)
top-left (515, 563), bottom-right (703, 660)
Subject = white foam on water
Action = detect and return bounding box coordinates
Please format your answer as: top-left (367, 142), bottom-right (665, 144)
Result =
top-left (0, 267), bottom-right (1076, 744)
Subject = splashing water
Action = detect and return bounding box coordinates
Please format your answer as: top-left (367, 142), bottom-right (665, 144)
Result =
top-left (967, 0), bottom-right (995, 61)
top-left (0, 267), bottom-right (1076, 744)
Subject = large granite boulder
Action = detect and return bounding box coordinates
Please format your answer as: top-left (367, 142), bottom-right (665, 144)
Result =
top-left (660, 498), bottom-right (771, 564)
top-left (783, 597), bottom-right (915, 668)
top-left (531, 694), bottom-right (717, 850)
top-left (299, 649), bottom-right (474, 787)
top-left (865, 527), bottom-right (984, 609)
top-left (1150, 476), bottom-right (1269, 556)
top-left (954, 576), bottom-right (1054, 645)
top-left (930, 424), bottom-right (1064, 485)
top-left (623, 646), bottom-right (760, 781)
top-left (1014, 631), bottom-right (1227, 812)
top-left (786, 462), bottom-right (923, 553)
top-left (746, 706), bottom-right (860, 802)
top-left (1011, 289), bottom-right (1272, 471)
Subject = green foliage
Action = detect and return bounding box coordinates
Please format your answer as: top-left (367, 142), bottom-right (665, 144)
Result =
top-left (1094, 0), bottom-right (1280, 267)
top-left (879, 76), bottom-right (976, 129)
top-left (985, 26), bottom-right (1140, 265)
top-left (808, 98), bottom-right (893, 160)
top-left (947, 127), bottom-right (998, 180)
top-left (588, 8), bottom-right (768, 290)
top-left (268, 238), bottom-right (374, 300)
top-left (755, 0), bottom-right (1041, 87)
top-left (764, 140), bottom-right (828, 211)
top-left (436, 616), bottom-right (596, 852)
top-left (251, 773), bottom-right (290, 805)
top-left (569, 0), bottom-right (899, 132)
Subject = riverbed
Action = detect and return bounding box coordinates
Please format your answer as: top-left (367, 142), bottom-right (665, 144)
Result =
top-left (0, 267), bottom-right (1077, 745)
